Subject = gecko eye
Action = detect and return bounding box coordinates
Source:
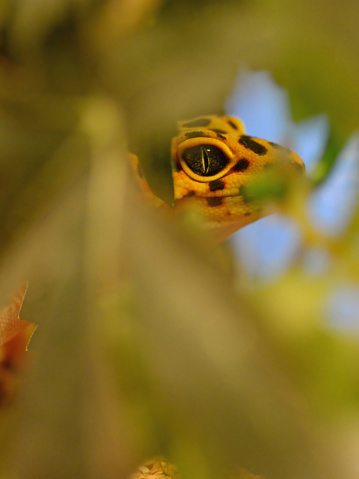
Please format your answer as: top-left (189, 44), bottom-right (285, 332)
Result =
top-left (181, 144), bottom-right (229, 176)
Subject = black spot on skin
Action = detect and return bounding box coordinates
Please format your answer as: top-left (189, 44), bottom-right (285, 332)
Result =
top-left (239, 135), bottom-right (267, 156)
top-left (244, 212), bottom-right (251, 216)
top-left (207, 197), bottom-right (223, 207)
top-left (209, 180), bottom-right (225, 191)
top-left (210, 129), bottom-right (227, 140)
top-left (233, 158), bottom-right (250, 172)
top-left (227, 120), bottom-right (238, 130)
top-left (182, 118), bottom-right (211, 128)
top-left (185, 131), bottom-right (207, 139)
top-left (184, 190), bottom-right (195, 198)
top-left (210, 129), bottom-right (227, 134)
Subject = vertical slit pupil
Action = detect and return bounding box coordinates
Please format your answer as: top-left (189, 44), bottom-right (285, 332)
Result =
top-left (202, 147), bottom-right (209, 174)
top-left (182, 144), bottom-right (229, 176)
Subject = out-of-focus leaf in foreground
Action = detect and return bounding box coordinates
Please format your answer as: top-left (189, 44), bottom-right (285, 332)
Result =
top-left (4, 99), bottom-right (138, 479)
top-left (117, 186), bottom-right (351, 479)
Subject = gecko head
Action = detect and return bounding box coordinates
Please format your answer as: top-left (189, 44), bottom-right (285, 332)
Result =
top-left (171, 116), bottom-right (305, 240)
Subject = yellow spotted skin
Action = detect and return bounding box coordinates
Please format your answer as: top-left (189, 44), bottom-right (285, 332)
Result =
top-left (131, 115), bottom-right (305, 242)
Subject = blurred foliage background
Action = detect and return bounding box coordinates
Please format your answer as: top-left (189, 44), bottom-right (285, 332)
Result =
top-left (1, 1), bottom-right (359, 479)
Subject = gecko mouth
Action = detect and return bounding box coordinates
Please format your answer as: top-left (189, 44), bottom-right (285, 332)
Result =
top-left (180, 193), bottom-right (244, 209)
top-left (182, 191), bottom-right (241, 200)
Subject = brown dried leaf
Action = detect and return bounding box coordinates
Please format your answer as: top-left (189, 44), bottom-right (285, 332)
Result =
top-left (129, 458), bottom-right (179, 479)
top-left (0, 283), bottom-right (35, 347)
top-left (0, 283), bottom-right (36, 407)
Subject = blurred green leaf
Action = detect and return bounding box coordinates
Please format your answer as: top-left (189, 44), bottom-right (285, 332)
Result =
top-left (119, 191), bottom-right (350, 479)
